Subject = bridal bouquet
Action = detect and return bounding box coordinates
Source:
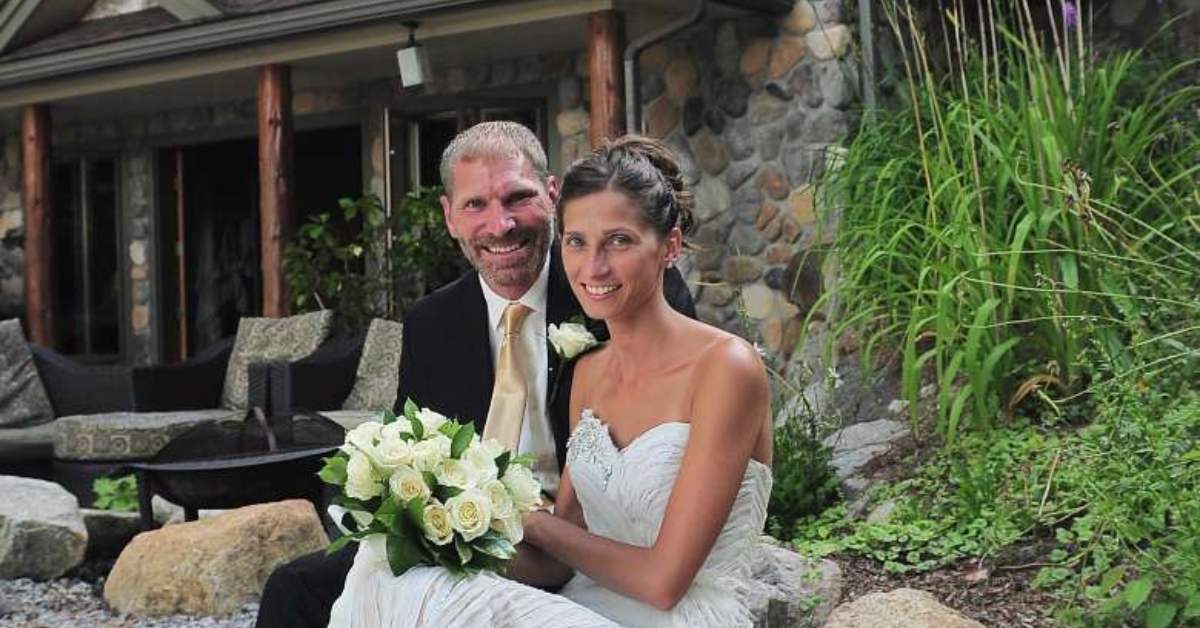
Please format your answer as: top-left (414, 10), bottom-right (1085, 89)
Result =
top-left (318, 399), bottom-right (544, 577)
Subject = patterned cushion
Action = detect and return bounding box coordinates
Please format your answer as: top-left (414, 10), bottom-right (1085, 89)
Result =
top-left (318, 410), bottom-right (381, 431)
top-left (342, 318), bottom-right (403, 412)
top-left (0, 319), bottom-right (54, 427)
top-left (220, 310), bottom-right (333, 410)
top-left (52, 410), bottom-right (242, 461)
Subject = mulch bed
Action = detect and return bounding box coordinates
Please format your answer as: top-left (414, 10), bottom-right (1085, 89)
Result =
top-left (836, 554), bottom-right (1064, 627)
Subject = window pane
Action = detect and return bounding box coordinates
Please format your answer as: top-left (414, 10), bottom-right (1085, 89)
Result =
top-left (52, 162), bottom-right (83, 355)
top-left (87, 159), bottom-right (119, 356)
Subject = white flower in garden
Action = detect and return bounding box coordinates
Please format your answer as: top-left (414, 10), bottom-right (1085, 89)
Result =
top-left (435, 458), bottom-right (474, 490)
top-left (482, 479), bottom-right (515, 520)
top-left (343, 421), bottom-right (383, 456)
top-left (490, 513), bottom-right (524, 545)
top-left (416, 408), bottom-right (448, 434)
top-left (446, 489), bottom-right (492, 541)
top-left (345, 450), bottom-right (384, 500)
top-left (389, 465), bottom-right (430, 504)
top-left (411, 434), bottom-right (452, 472)
top-left (548, 322), bottom-right (598, 359)
top-left (422, 501), bottom-right (454, 546)
top-left (501, 464), bottom-right (542, 512)
top-left (373, 436), bottom-right (414, 470)
top-left (463, 442), bottom-right (500, 482)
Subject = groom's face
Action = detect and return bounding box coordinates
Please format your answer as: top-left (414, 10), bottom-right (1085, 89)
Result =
top-left (441, 155), bottom-right (558, 300)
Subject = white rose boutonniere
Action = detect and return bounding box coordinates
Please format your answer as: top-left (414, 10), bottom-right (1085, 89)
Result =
top-left (548, 321), bottom-right (599, 360)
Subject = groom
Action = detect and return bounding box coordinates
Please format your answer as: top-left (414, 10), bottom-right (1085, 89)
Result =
top-left (256, 121), bottom-right (694, 628)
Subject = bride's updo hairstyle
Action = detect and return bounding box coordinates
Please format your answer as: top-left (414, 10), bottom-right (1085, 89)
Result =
top-left (557, 135), bottom-right (696, 244)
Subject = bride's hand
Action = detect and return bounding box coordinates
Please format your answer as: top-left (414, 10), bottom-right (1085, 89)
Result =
top-left (522, 509), bottom-right (554, 544)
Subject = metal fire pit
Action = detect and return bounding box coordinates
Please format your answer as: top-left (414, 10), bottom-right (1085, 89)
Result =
top-left (126, 409), bottom-right (344, 529)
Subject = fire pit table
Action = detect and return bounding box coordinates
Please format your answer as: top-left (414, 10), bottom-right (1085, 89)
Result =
top-left (124, 410), bottom-right (345, 530)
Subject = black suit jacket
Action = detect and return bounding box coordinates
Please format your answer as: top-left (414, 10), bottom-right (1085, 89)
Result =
top-left (394, 247), bottom-right (695, 471)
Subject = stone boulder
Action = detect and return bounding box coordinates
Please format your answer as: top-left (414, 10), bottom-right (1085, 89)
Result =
top-left (0, 476), bottom-right (88, 579)
top-left (104, 499), bottom-right (327, 617)
top-left (824, 588), bottom-right (984, 628)
top-left (747, 538), bottom-right (842, 627)
top-left (822, 419), bottom-right (911, 501)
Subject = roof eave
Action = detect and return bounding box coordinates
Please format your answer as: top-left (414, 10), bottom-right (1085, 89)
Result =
top-left (0, 0), bottom-right (500, 90)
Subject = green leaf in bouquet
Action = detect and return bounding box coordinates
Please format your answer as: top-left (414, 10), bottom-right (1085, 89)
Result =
top-left (422, 471), bottom-right (438, 488)
top-left (494, 451), bottom-right (511, 478)
top-left (404, 497), bottom-right (426, 530)
top-left (318, 454), bottom-right (348, 486)
top-left (386, 533), bottom-right (426, 577)
top-left (451, 423), bottom-right (475, 459)
top-left (332, 493), bottom-right (381, 514)
top-left (380, 409), bottom-right (398, 425)
top-left (509, 453), bottom-right (537, 469)
top-left (408, 413), bottom-right (425, 440)
top-left (473, 530), bottom-right (517, 560)
top-left (374, 496), bottom-right (402, 532)
top-left (435, 485), bottom-right (464, 502)
top-left (403, 399), bottom-right (420, 422)
top-left (455, 537), bottom-right (474, 564)
top-left (326, 532), bottom-right (360, 555)
top-left (438, 421), bottom-right (459, 439)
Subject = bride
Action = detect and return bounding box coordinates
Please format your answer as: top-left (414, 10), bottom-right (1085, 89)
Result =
top-left (329, 135), bottom-right (773, 627)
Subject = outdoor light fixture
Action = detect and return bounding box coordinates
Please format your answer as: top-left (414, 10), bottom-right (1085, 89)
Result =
top-left (397, 21), bottom-right (431, 87)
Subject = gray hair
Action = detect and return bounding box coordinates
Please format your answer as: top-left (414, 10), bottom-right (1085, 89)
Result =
top-left (439, 121), bottom-right (550, 196)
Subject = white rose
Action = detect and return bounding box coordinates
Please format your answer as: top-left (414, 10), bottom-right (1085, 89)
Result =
top-left (342, 421), bottom-right (383, 456)
top-left (548, 322), bottom-right (597, 359)
top-left (411, 434), bottom-right (452, 472)
top-left (416, 408), bottom-right (448, 434)
top-left (381, 420), bottom-right (412, 442)
top-left (422, 501), bottom-right (454, 546)
top-left (482, 479), bottom-right (515, 520)
top-left (388, 465), bottom-right (431, 504)
top-left (345, 450), bottom-right (384, 500)
top-left (501, 465), bottom-right (543, 512)
top-left (435, 458), bottom-right (474, 490)
top-left (490, 513), bottom-right (524, 545)
top-left (462, 442), bottom-right (500, 482)
top-left (445, 489), bottom-right (492, 541)
top-left (373, 436), bottom-right (414, 470)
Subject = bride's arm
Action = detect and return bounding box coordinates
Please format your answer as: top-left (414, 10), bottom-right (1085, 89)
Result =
top-left (505, 468), bottom-right (585, 587)
top-left (522, 338), bottom-right (769, 611)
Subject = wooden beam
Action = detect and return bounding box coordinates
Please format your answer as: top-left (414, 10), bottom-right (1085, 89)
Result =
top-left (587, 10), bottom-right (625, 148)
top-left (257, 64), bottom-right (293, 318)
top-left (21, 103), bottom-right (54, 347)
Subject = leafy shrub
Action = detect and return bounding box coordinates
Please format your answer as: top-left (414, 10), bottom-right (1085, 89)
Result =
top-left (283, 188), bottom-right (469, 332)
top-left (92, 474), bottom-right (138, 513)
top-left (768, 409), bottom-right (841, 540)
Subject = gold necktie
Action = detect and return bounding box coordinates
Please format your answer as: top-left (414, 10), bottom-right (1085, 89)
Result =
top-left (483, 302), bottom-right (533, 449)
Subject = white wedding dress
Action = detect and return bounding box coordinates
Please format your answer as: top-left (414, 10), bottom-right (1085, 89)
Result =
top-left (328, 409), bottom-right (772, 627)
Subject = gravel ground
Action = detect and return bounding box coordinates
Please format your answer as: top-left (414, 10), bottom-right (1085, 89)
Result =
top-left (0, 562), bottom-right (258, 628)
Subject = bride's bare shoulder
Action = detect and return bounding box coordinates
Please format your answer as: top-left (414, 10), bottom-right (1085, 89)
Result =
top-left (691, 326), bottom-right (767, 398)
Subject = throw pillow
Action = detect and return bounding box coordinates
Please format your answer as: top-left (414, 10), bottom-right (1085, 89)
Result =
top-left (220, 310), bottom-right (333, 410)
top-left (342, 318), bottom-right (403, 412)
top-left (0, 319), bottom-right (55, 427)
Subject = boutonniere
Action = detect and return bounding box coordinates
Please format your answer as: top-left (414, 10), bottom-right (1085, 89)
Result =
top-left (548, 316), bottom-right (600, 360)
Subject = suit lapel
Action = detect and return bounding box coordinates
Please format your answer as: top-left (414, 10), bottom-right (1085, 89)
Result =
top-left (450, 273), bottom-right (495, 434)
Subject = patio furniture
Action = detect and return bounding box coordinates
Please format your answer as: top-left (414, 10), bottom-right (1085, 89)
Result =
top-left (125, 408), bottom-right (345, 530)
top-left (266, 317), bottom-right (404, 430)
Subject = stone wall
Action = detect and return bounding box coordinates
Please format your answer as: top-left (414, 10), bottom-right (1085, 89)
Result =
top-left (0, 134), bottom-right (22, 322)
top-left (631, 1), bottom-right (856, 359)
top-left (122, 149), bottom-right (155, 364)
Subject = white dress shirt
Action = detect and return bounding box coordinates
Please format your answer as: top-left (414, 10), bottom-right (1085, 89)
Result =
top-left (478, 256), bottom-right (560, 497)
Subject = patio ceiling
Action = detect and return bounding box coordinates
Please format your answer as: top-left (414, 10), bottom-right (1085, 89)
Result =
top-left (0, 0), bottom-right (782, 127)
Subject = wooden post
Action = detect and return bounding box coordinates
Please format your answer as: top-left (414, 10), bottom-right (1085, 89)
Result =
top-left (257, 64), bottom-right (293, 318)
top-left (587, 10), bottom-right (625, 148)
top-left (21, 104), bottom-right (55, 347)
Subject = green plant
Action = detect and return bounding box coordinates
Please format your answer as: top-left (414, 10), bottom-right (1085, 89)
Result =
top-left (284, 195), bottom-right (390, 333)
top-left (92, 474), bottom-right (138, 513)
top-left (767, 408), bottom-right (841, 541)
top-left (813, 0), bottom-right (1200, 442)
top-left (283, 187), bottom-right (469, 331)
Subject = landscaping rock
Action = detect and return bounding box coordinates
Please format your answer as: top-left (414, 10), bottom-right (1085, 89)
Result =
top-left (0, 476), bottom-right (88, 580)
top-left (825, 588), bottom-right (985, 628)
top-left (104, 499), bottom-right (327, 617)
top-left (823, 419), bottom-right (910, 478)
top-left (747, 539), bottom-right (843, 628)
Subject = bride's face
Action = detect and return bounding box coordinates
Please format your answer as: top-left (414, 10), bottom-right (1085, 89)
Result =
top-left (560, 189), bottom-right (680, 321)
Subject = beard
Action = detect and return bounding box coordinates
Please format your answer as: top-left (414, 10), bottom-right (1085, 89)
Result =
top-left (459, 222), bottom-right (552, 294)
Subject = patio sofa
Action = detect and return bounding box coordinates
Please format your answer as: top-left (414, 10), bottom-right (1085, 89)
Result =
top-left (0, 311), bottom-right (336, 504)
